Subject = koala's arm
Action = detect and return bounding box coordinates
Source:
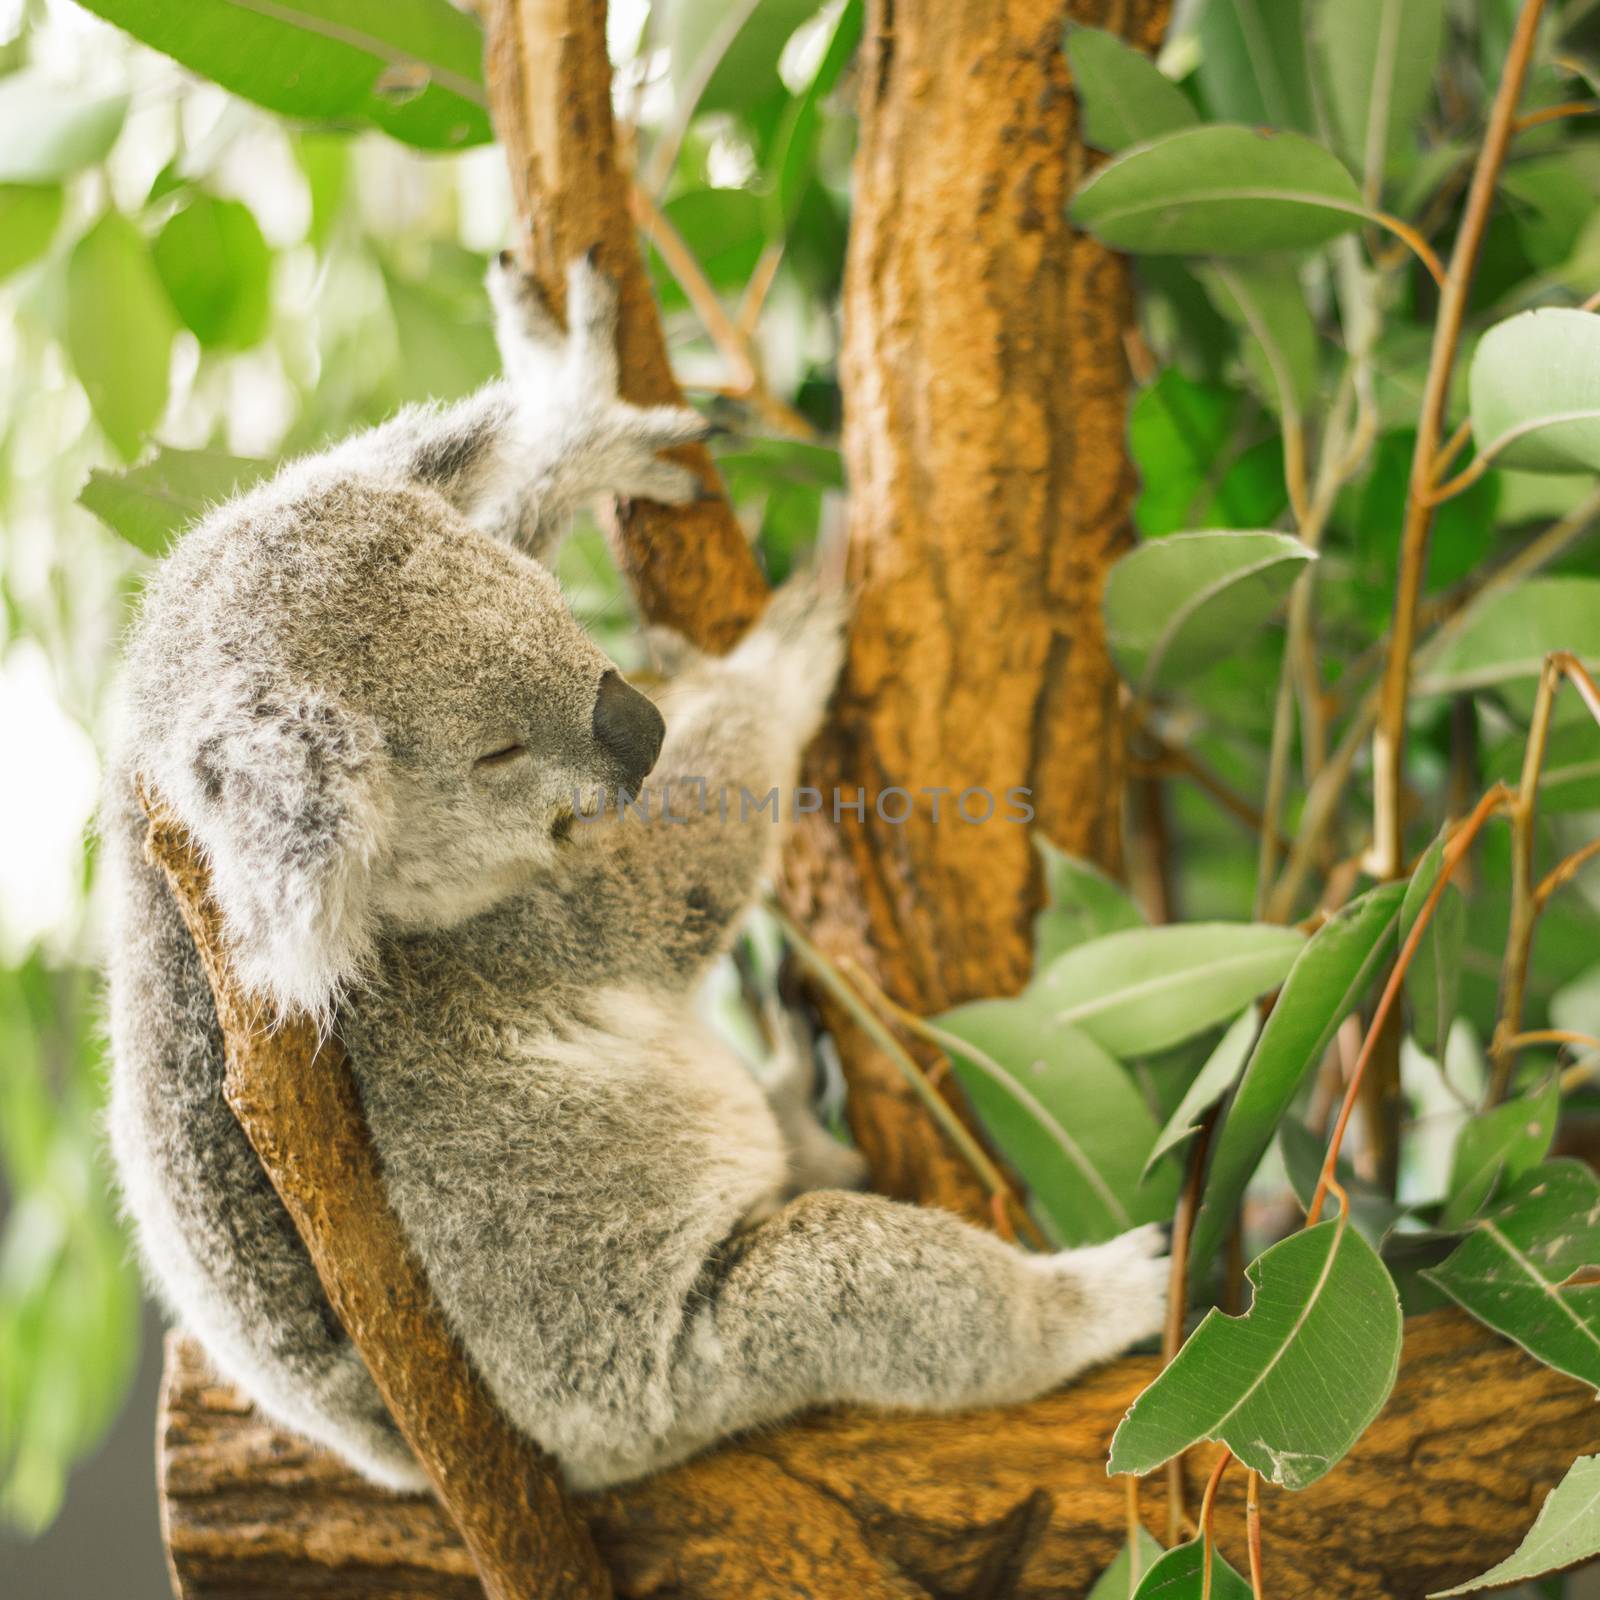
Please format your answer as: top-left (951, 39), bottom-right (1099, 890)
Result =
top-left (559, 581), bottom-right (846, 988)
top-left (321, 256), bottom-right (708, 563)
top-left (636, 1197), bottom-right (1167, 1482)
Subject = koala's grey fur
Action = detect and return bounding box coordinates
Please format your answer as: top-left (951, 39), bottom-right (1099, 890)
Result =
top-left (104, 255), bottom-right (1169, 1494)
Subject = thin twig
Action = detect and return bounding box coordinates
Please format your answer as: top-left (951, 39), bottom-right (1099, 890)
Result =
top-left (1513, 98), bottom-right (1600, 132)
top-left (1309, 785), bottom-right (1511, 1220)
top-left (1163, 1108), bottom-right (1217, 1544)
top-left (1200, 1450), bottom-right (1234, 1600)
top-left (1246, 1469), bottom-right (1265, 1599)
top-left (1506, 1028), bottom-right (1600, 1054)
top-left (771, 909), bottom-right (1044, 1245)
top-left (1125, 1474), bottom-right (1145, 1591)
top-left (1372, 0), bottom-right (1547, 879)
top-left (629, 184), bottom-right (817, 439)
top-left (1537, 835), bottom-right (1600, 907)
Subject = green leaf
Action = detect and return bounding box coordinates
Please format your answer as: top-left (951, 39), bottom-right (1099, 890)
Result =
top-left (0, 75), bottom-right (126, 183)
top-left (1418, 578), bottom-right (1600, 694)
top-left (1130, 1538), bottom-right (1252, 1599)
top-left (1427, 1160), bottom-right (1600, 1394)
top-left (932, 1005), bottom-right (1179, 1245)
top-left (1065, 26), bottom-right (1198, 154)
top-left (1196, 260), bottom-right (1319, 418)
top-left (1031, 923), bottom-right (1305, 1057)
top-left (153, 195), bottom-right (272, 350)
top-left (1193, 0), bottom-right (1314, 134)
top-left (1104, 530), bottom-right (1314, 693)
top-left (66, 212), bottom-right (176, 462)
top-left (1070, 126), bottom-right (1366, 256)
top-left (1441, 1079), bottom-right (1559, 1228)
top-left (0, 186), bottom-right (64, 281)
top-left (75, 0), bottom-right (490, 150)
top-left (1088, 1526), bottom-right (1167, 1599)
top-left (668, 0), bottom-right (821, 118)
top-left (1144, 1006), bottom-right (1259, 1179)
top-left (1430, 1453), bottom-right (1600, 1595)
top-left (1401, 829), bottom-right (1464, 1067)
top-left (1279, 1117), bottom-right (1400, 1248)
top-left (1109, 1217), bottom-right (1403, 1489)
top-left (1312, 0), bottom-right (1444, 195)
top-left (1191, 882), bottom-right (1406, 1275)
top-left (764, 0), bottom-right (861, 236)
top-left (1469, 309), bottom-right (1600, 474)
top-left (1485, 720), bottom-right (1600, 814)
top-left (79, 448), bottom-right (272, 554)
top-left (1032, 836), bottom-right (1146, 967)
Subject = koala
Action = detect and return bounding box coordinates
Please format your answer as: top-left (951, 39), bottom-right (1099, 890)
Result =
top-left (104, 252), bottom-right (1169, 1495)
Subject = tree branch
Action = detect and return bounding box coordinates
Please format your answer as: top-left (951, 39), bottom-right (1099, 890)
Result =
top-left (140, 791), bottom-right (610, 1600)
top-left (160, 1310), bottom-right (1600, 1599)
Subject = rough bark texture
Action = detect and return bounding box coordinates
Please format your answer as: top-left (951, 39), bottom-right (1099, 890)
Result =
top-left (161, 1311), bottom-right (1600, 1599)
top-left (777, 0), bottom-right (1168, 1211)
top-left (142, 798), bottom-right (609, 1600)
top-left (484, 0), bottom-right (767, 654)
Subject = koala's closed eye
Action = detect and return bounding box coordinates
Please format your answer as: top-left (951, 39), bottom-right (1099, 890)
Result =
top-left (475, 742), bottom-right (528, 769)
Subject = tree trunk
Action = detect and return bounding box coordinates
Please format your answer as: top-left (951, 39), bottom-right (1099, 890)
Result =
top-left (783, 0), bottom-right (1169, 1210)
top-left (159, 1311), bottom-right (1600, 1599)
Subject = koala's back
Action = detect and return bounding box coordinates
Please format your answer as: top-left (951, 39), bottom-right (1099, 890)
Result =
top-left (102, 773), bottom-right (412, 1480)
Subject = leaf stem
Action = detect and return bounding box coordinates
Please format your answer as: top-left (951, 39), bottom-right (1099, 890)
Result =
top-left (770, 907), bottom-right (1042, 1245)
top-left (1309, 785), bottom-right (1512, 1222)
top-left (1246, 1469), bottom-right (1264, 1599)
top-left (1200, 1449), bottom-right (1233, 1600)
top-left (1537, 836), bottom-right (1600, 908)
top-left (1490, 652), bottom-right (1600, 1100)
top-left (1512, 98), bottom-right (1600, 133)
top-left (1125, 1474), bottom-right (1144, 1592)
top-left (1371, 0), bottom-right (1547, 880)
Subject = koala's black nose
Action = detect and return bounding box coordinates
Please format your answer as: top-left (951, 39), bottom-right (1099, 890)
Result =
top-left (592, 670), bottom-right (665, 791)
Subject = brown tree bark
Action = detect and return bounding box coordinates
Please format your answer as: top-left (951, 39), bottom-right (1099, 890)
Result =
top-left (160, 1311), bottom-right (1600, 1600)
top-left (142, 798), bottom-right (610, 1600)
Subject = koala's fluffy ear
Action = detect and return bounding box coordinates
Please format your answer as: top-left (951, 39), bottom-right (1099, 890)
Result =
top-left (168, 691), bottom-right (392, 1020)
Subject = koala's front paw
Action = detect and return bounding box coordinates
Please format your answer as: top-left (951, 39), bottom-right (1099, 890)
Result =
top-left (728, 578), bottom-right (850, 743)
top-left (1038, 1222), bottom-right (1170, 1379)
top-left (489, 252), bottom-right (713, 506)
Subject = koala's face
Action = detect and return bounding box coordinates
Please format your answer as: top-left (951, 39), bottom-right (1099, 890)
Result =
top-left (126, 475), bottom-right (664, 1016)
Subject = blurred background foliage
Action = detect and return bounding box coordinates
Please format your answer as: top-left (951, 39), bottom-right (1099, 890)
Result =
top-left (6, 0), bottom-right (1600, 1585)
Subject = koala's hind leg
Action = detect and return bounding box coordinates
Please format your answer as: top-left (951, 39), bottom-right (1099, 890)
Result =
top-left (324, 255), bottom-right (709, 561)
top-left (610, 1195), bottom-right (1168, 1484)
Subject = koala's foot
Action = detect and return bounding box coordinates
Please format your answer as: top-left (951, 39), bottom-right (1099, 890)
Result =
top-left (1035, 1222), bottom-right (1170, 1378)
top-left (727, 577), bottom-right (850, 744)
top-left (487, 251), bottom-right (712, 506)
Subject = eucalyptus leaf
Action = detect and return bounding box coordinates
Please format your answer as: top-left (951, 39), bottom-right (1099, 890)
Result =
top-left (1193, 0), bottom-right (1314, 133)
top-left (1427, 1160), bottom-right (1600, 1392)
top-left (667, 0), bottom-right (819, 118)
top-left (79, 448), bottom-right (273, 554)
top-left (1441, 1079), bottom-right (1559, 1228)
top-left (1431, 1453), bottom-right (1600, 1595)
top-left (1105, 530), bottom-right (1314, 693)
top-left (1032, 922), bottom-right (1305, 1057)
top-left (1401, 828), bottom-right (1464, 1068)
top-left (153, 195), bottom-right (272, 349)
top-left (1191, 882), bottom-right (1406, 1275)
top-left (932, 1004), bottom-right (1178, 1245)
top-left (76, 0), bottom-right (490, 150)
top-left (1143, 1006), bottom-right (1258, 1179)
top-left (0, 75), bottom-right (126, 183)
top-left (1065, 26), bottom-right (1197, 154)
top-left (1196, 260), bottom-right (1319, 417)
top-left (1032, 836), bottom-right (1146, 968)
top-left (1469, 309), bottom-right (1600, 474)
top-left (1109, 1218), bottom-right (1403, 1489)
top-left (1130, 1538), bottom-right (1252, 1599)
top-left (66, 212), bottom-right (176, 462)
top-left (1418, 579), bottom-right (1600, 694)
top-left (1088, 1526), bottom-right (1167, 1599)
top-left (1312, 0), bottom-right (1444, 194)
top-left (0, 186), bottom-right (63, 281)
top-left (1070, 126), bottom-right (1366, 256)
